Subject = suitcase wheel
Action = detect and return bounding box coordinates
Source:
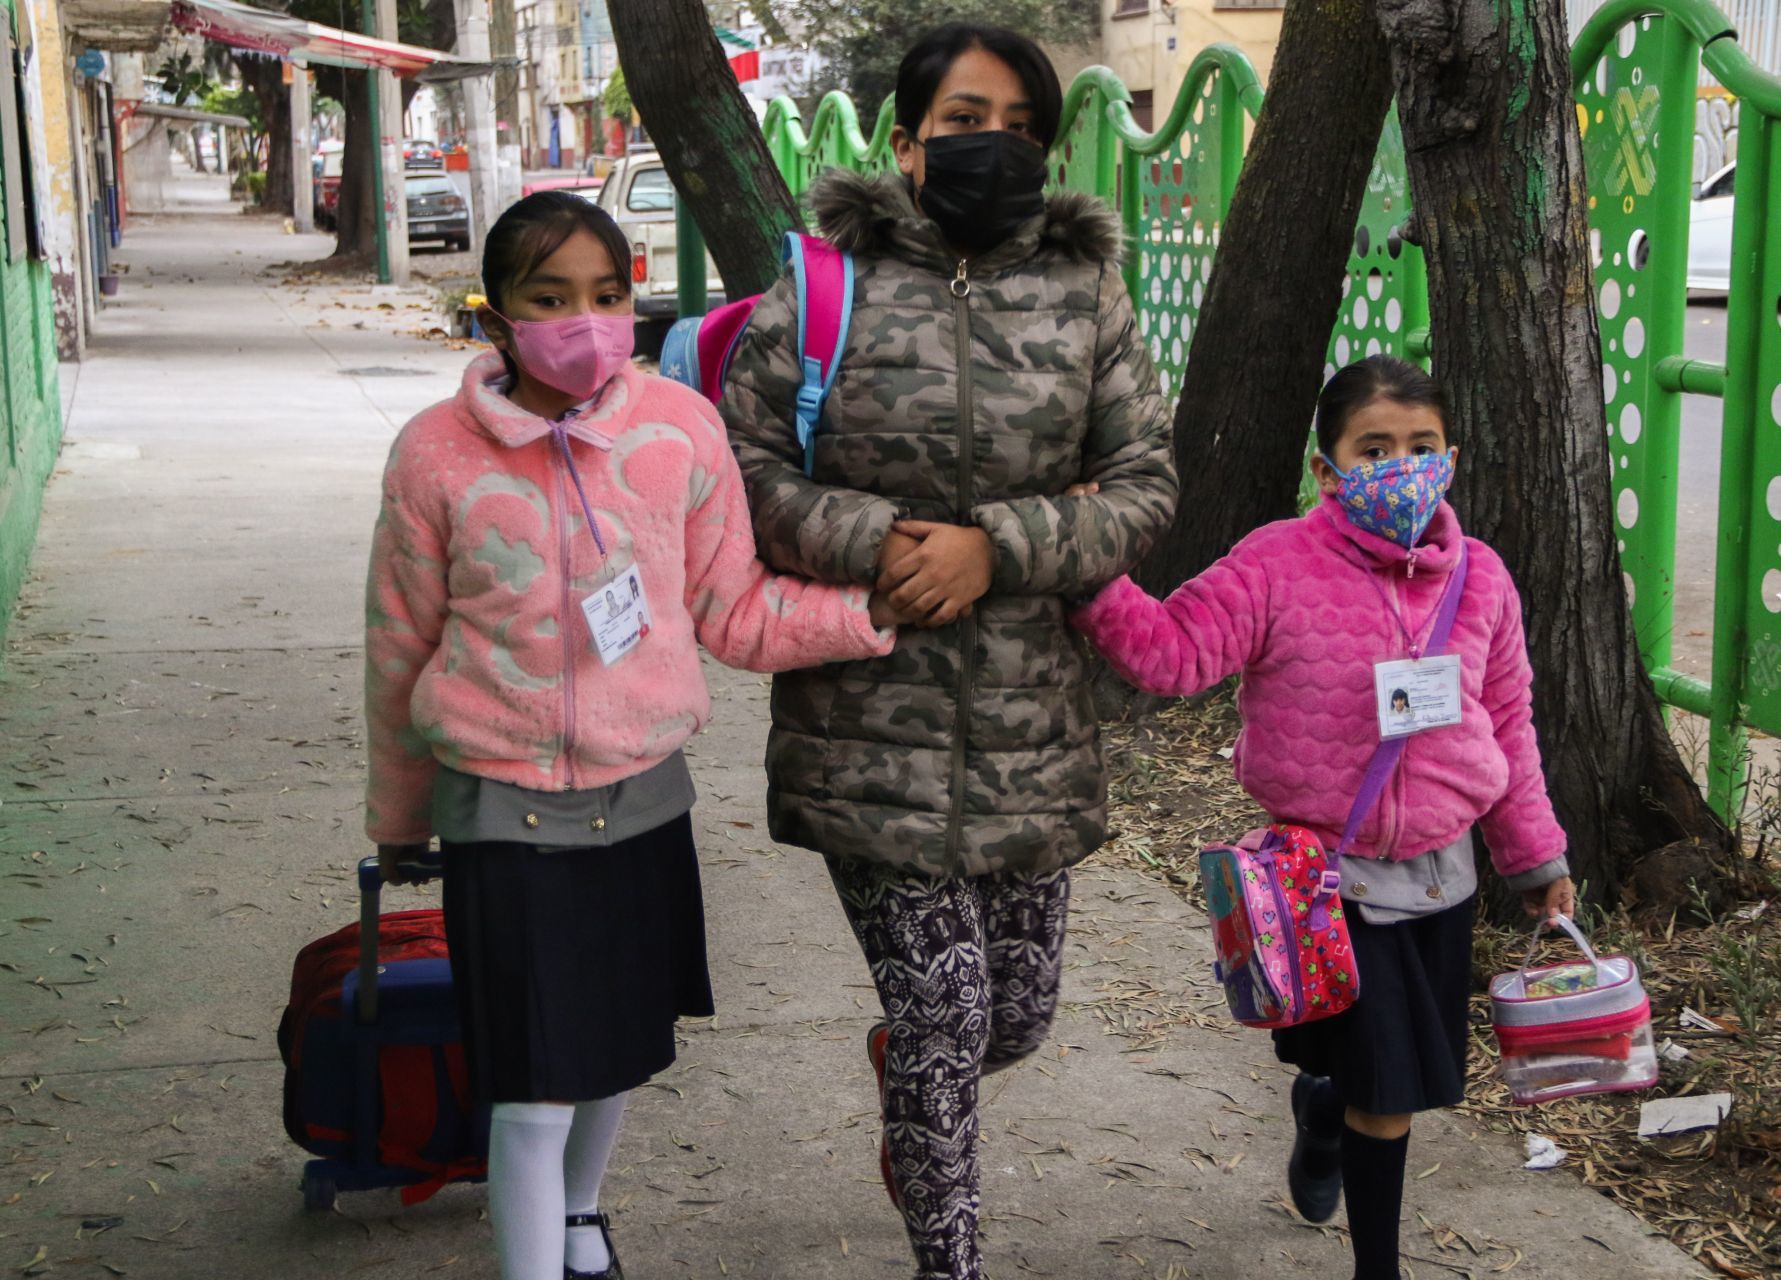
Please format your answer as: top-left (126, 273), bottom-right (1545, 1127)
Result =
top-left (301, 1171), bottom-right (337, 1212)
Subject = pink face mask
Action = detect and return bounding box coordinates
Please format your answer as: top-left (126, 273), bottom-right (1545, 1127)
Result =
top-left (494, 309), bottom-right (635, 403)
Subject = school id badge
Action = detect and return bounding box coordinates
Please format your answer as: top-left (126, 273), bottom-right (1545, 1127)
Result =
top-left (580, 564), bottom-right (652, 665)
top-left (1373, 654), bottom-right (1463, 740)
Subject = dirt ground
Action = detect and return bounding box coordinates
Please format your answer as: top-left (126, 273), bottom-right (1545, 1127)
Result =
top-left (1097, 691), bottom-right (1781, 1279)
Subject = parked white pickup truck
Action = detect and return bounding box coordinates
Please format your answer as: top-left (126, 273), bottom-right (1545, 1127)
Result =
top-left (596, 150), bottom-right (725, 352)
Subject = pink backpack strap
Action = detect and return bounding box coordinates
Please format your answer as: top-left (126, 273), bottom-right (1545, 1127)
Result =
top-left (782, 233), bottom-right (855, 475)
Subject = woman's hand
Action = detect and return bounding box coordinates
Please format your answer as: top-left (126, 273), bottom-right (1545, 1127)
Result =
top-left (868, 591), bottom-right (923, 629)
top-left (880, 521), bottom-right (994, 627)
top-left (1063, 482), bottom-right (1100, 498)
top-left (378, 843), bottom-right (430, 884)
top-left (1522, 875), bottom-right (1576, 922)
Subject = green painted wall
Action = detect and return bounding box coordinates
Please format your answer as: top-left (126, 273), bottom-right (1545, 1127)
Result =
top-left (0, 0), bottom-right (63, 650)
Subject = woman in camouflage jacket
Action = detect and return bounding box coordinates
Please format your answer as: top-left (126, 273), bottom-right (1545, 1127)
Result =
top-left (722, 24), bottom-right (1177, 1280)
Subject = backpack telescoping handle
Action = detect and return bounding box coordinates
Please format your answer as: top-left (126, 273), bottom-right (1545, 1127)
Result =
top-left (353, 853), bottom-right (444, 1024)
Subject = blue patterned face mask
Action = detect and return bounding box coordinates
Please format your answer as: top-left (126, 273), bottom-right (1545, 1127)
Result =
top-left (1322, 451), bottom-right (1455, 548)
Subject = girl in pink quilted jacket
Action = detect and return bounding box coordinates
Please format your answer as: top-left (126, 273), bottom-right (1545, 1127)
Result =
top-left (364, 193), bottom-right (904, 1280)
top-left (1072, 355), bottom-right (1575, 1280)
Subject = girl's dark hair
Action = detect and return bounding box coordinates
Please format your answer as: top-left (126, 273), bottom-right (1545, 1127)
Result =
top-left (481, 190), bottom-right (632, 314)
top-left (895, 24), bottom-right (1063, 150)
top-left (1315, 354), bottom-right (1451, 457)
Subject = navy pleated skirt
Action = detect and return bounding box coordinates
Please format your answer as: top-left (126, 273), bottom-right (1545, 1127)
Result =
top-left (441, 814), bottom-right (715, 1104)
top-left (1272, 894), bottom-right (1476, 1115)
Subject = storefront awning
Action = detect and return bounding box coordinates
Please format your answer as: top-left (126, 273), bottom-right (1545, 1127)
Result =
top-left (170, 0), bottom-right (478, 77)
top-left (62, 0), bottom-right (173, 52)
top-left (133, 100), bottom-right (252, 127)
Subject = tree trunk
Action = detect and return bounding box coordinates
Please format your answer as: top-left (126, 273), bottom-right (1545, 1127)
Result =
top-left (242, 59), bottom-right (294, 213)
top-left (1376, 0), bottom-right (1733, 912)
top-left (608, 0), bottom-right (802, 299)
top-left (1134, 0), bottom-right (1396, 599)
top-left (333, 70), bottom-right (377, 260)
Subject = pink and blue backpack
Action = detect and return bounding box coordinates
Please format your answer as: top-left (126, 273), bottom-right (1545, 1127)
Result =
top-left (660, 232), bottom-right (854, 475)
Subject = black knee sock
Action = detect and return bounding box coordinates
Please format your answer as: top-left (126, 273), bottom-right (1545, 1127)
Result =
top-left (1341, 1126), bottom-right (1409, 1280)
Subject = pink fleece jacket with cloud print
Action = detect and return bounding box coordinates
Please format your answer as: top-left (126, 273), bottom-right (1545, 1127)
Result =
top-left (1072, 497), bottom-right (1566, 877)
top-left (365, 352), bottom-right (894, 845)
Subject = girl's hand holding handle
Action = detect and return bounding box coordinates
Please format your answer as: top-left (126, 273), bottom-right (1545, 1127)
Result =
top-left (378, 843), bottom-right (430, 885)
top-left (1522, 875), bottom-right (1576, 922)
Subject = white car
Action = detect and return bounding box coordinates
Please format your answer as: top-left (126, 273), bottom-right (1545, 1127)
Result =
top-left (595, 151), bottom-right (724, 352)
top-left (1687, 163), bottom-right (1734, 293)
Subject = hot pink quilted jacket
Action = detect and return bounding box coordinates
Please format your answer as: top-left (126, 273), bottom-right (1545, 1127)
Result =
top-left (1072, 497), bottom-right (1566, 876)
top-left (365, 353), bottom-right (893, 845)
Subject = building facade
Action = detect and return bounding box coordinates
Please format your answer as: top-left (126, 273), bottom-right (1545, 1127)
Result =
top-left (0, 0), bottom-right (70, 640)
top-left (1099, 0), bottom-right (1283, 132)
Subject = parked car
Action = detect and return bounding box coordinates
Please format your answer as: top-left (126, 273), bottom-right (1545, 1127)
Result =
top-left (595, 151), bottom-right (723, 352)
top-left (521, 175), bottom-right (605, 200)
top-left (1687, 162), bottom-right (1734, 293)
top-left (314, 140), bottom-right (344, 230)
top-left (406, 174), bottom-right (470, 251)
top-left (404, 138), bottom-right (444, 170)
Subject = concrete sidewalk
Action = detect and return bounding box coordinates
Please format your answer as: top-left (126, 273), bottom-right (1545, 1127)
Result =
top-left (0, 192), bottom-right (1700, 1280)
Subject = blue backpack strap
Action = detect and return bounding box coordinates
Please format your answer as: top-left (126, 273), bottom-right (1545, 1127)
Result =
top-left (783, 232), bottom-right (855, 477)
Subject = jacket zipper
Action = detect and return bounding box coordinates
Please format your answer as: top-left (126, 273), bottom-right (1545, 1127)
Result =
top-left (1256, 846), bottom-right (1305, 1019)
top-left (945, 258), bottom-right (976, 865)
top-left (1375, 570), bottom-right (1410, 859)
top-left (556, 452), bottom-right (578, 791)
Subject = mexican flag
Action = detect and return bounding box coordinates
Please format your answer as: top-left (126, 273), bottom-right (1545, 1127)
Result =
top-left (716, 26), bottom-right (759, 83)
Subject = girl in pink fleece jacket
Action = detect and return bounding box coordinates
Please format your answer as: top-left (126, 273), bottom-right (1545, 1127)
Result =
top-left (1072, 356), bottom-right (1573, 1280)
top-left (364, 194), bottom-right (902, 1280)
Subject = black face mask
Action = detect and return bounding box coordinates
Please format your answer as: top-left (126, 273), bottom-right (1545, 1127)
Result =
top-left (916, 131), bottom-right (1049, 255)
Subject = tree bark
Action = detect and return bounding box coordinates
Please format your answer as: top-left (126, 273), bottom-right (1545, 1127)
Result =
top-left (1376, 0), bottom-right (1733, 912)
top-left (608, 0), bottom-right (803, 299)
top-left (1134, 0), bottom-right (1396, 599)
top-left (332, 70), bottom-right (377, 260)
top-left (241, 58), bottom-right (293, 213)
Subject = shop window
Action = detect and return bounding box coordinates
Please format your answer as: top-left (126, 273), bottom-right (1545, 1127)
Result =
top-left (1112, 0), bottom-right (1149, 16)
top-left (0, 26), bottom-right (36, 264)
top-left (1213, 0), bottom-right (1284, 8)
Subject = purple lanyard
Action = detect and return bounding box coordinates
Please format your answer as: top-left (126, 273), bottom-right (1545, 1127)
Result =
top-left (1338, 543), bottom-right (1470, 857)
top-left (1364, 552), bottom-right (1454, 659)
top-left (550, 421), bottom-right (609, 560)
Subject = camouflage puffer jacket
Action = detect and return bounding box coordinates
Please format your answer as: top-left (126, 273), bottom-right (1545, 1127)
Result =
top-left (722, 169), bottom-right (1178, 877)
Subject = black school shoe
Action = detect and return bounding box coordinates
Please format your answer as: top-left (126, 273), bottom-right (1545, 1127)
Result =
top-left (564, 1211), bottom-right (623, 1280)
top-left (1287, 1072), bottom-right (1344, 1223)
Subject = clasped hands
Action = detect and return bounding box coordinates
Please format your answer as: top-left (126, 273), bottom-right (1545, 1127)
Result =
top-left (866, 483), bottom-right (1099, 629)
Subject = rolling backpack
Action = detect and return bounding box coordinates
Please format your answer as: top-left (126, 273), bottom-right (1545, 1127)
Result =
top-left (277, 860), bottom-right (488, 1210)
top-left (660, 231), bottom-right (854, 475)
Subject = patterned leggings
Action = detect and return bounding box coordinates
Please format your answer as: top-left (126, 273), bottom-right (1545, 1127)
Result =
top-left (828, 859), bottom-right (1073, 1280)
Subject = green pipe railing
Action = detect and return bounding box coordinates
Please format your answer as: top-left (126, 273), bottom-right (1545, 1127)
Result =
top-left (748, 0), bottom-right (1781, 821)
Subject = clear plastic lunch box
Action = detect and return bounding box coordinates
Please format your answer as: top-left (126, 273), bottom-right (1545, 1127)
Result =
top-left (1489, 915), bottom-right (1658, 1105)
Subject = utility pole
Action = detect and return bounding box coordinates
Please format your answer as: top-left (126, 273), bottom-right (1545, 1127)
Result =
top-left (290, 62), bottom-right (314, 233)
top-left (454, 0), bottom-right (499, 251)
top-left (369, 0), bottom-right (410, 283)
top-left (489, 0), bottom-right (522, 207)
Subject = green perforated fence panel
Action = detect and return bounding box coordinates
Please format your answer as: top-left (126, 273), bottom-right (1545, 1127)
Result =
top-left (756, 4), bottom-right (1781, 815)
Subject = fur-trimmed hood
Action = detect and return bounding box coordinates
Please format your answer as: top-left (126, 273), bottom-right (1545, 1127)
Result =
top-left (808, 167), bottom-right (1125, 273)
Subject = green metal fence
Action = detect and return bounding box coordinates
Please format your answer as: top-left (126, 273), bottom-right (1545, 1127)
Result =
top-left (754, 0), bottom-right (1781, 821)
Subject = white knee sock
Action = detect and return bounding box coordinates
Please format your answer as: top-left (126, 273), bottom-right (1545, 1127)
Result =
top-left (487, 1102), bottom-right (574, 1280)
top-left (563, 1093), bottom-right (629, 1274)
